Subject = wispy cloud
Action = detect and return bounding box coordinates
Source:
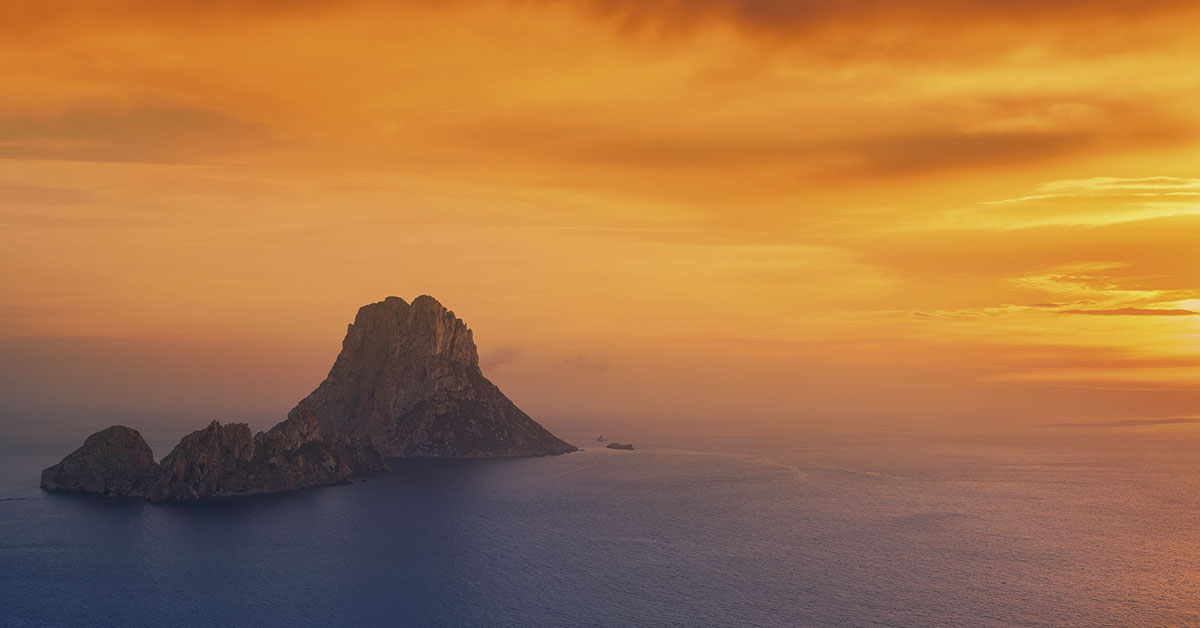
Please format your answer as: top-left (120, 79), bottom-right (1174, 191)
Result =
top-left (0, 103), bottom-right (272, 163)
top-left (1008, 261), bottom-right (1181, 306)
top-left (1059, 307), bottom-right (1198, 316)
top-left (1040, 417), bottom-right (1200, 428)
top-left (978, 177), bottom-right (1200, 210)
top-left (556, 353), bottom-right (610, 373)
top-left (913, 177), bottom-right (1200, 231)
top-left (479, 344), bottom-right (524, 370)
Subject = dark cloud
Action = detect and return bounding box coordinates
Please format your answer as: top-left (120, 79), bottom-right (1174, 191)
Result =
top-left (458, 92), bottom-right (1192, 180)
top-left (555, 0), bottom-right (1193, 29)
top-left (839, 131), bottom-right (1093, 179)
top-left (7, 0), bottom-right (1197, 50)
top-left (516, 0), bottom-right (1200, 57)
top-left (463, 126), bottom-right (1092, 179)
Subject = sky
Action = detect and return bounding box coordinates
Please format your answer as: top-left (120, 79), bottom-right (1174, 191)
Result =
top-left (1, 0), bottom-right (1198, 439)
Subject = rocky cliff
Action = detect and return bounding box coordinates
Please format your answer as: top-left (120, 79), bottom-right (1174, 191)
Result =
top-left (146, 414), bottom-right (386, 501)
top-left (40, 294), bottom-right (573, 501)
top-left (290, 295), bottom-right (576, 457)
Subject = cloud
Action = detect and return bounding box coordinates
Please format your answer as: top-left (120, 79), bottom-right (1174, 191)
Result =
top-left (4, 1), bottom-right (1196, 190)
top-left (981, 176), bottom-right (1200, 208)
top-left (1009, 264), bottom-right (1162, 303)
top-left (488, 0), bottom-right (1200, 55)
top-left (1039, 175), bottom-right (1200, 193)
top-left (840, 130), bottom-right (1092, 178)
top-left (1000, 262), bottom-right (1199, 321)
top-left (1059, 307), bottom-right (1199, 316)
top-left (456, 110), bottom-right (1179, 183)
top-left (556, 353), bottom-right (610, 373)
top-left (11, 0), bottom-right (1195, 37)
top-left (1030, 301), bottom-right (1097, 308)
top-left (479, 344), bottom-right (524, 370)
top-left (940, 177), bottom-right (1200, 230)
top-left (910, 303), bottom-right (1200, 320)
top-left (910, 305), bottom-right (1026, 320)
top-left (1039, 417), bottom-right (1200, 428)
top-left (551, 0), bottom-right (1197, 32)
top-left (0, 104), bottom-right (271, 163)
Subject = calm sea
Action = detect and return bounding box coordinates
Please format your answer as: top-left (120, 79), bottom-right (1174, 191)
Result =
top-left (3, 428), bottom-right (1199, 627)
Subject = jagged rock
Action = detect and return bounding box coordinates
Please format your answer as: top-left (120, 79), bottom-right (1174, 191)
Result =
top-left (145, 415), bottom-right (387, 501)
top-left (606, 443), bottom-right (634, 451)
top-left (40, 426), bottom-right (157, 496)
top-left (290, 295), bottom-right (576, 457)
top-left (252, 407), bottom-right (388, 490)
top-left (40, 294), bottom-right (571, 501)
top-left (41, 418), bottom-right (387, 501)
top-left (146, 421), bottom-right (256, 501)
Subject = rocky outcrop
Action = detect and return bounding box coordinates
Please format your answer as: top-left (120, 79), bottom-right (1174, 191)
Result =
top-left (605, 443), bottom-right (634, 451)
top-left (40, 294), bottom-right (572, 501)
top-left (145, 415), bottom-right (386, 501)
top-left (291, 295), bottom-right (576, 457)
top-left (40, 418), bottom-right (386, 501)
top-left (147, 421), bottom-right (256, 501)
top-left (40, 426), bottom-right (157, 496)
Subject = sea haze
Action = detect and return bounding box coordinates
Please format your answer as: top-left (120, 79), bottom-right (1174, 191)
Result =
top-left (2, 429), bottom-right (1199, 627)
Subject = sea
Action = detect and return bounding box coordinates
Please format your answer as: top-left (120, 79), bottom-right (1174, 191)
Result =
top-left (3, 427), bottom-right (1199, 627)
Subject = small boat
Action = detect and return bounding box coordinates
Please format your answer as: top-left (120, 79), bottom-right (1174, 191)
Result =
top-left (596, 434), bottom-right (606, 442)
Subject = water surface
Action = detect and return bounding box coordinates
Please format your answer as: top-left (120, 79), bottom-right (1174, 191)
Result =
top-left (3, 430), bottom-right (1198, 627)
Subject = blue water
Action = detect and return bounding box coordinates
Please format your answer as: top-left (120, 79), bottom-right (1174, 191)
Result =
top-left (4, 429), bottom-right (1200, 627)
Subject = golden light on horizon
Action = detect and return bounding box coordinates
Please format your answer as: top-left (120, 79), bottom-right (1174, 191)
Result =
top-left (1, 0), bottom-right (1198, 431)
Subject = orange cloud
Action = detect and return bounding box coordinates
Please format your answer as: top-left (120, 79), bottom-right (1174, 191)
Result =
top-left (0, 103), bottom-right (269, 162)
top-left (1060, 308), bottom-right (1199, 316)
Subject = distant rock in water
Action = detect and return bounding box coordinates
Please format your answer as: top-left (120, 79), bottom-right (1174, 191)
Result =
top-left (290, 295), bottom-right (576, 458)
top-left (40, 426), bottom-right (157, 496)
top-left (606, 443), bottom-right (634, 451)
top-left (40, 294), bottom-right (573, 501)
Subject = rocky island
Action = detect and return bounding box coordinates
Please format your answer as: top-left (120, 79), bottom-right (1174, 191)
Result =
top-left (41, 295), bottom-right (576, 501)
top-left (292, 295), bottom-right (576, 458)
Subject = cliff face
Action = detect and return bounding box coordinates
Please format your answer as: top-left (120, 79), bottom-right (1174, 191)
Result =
top-left (291, 295), bottom-right (576, 457)
top-left (148, 422), bottom-right (256, 501)
top-left (145, 415), bottom-right (386, 501)
top-left (40, 294), bottom-right (572, 501)
top-left (40, 426), bottom-right (157, 496)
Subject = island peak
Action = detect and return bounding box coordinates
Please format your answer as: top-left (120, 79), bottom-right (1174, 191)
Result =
top-left (292, 295), bottom-right (575, 457)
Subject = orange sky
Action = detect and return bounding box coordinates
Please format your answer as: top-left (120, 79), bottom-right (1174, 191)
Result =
top-left (1, 0), bottom-right (1197, 436)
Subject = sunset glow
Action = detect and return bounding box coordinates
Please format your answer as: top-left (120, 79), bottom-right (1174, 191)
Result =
top-left (2, 0), bottom-right (1197, 431)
